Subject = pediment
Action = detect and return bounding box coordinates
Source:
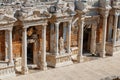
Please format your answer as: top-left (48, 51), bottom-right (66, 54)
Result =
top-left (14, 7), bottom-right (50, 21)
top-left (0, 14), bottom-right (16, 24)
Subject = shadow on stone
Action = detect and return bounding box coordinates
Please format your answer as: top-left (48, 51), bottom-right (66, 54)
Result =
top-left (101, 76), bottom-right (120, 80)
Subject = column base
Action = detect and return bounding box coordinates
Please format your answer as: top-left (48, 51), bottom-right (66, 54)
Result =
top-left (21, 66), bottom-right (28, 75)
top-left (47, 53), bottom-right (73, 68)
top-left (99, 51), bottom-right (106, 58)
top-left (5, 59), bottom-right (9, 62)
top-left (91, 52), bottom-right (97, 56)
top-left (77, 55), bottom-right (84, 63)
top-left (40, 63), bottom-right (47, 70)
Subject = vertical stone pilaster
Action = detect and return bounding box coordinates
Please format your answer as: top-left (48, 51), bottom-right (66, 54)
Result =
top-left (100, 10), bottom-right (109, 58)
top-left (21, 28), bottom-right (28, 74)
top-left (113, 11), bottom-right (119, 46)
top-left (41, 25), bottom-right (47, 70)
top-left (77, 18), bottom-right (84, 63)
top-left (54, 22), bottom-right (60, 55)
top-left (67, 21), bottom-right (72, 54)
top-left (8, 29), bottom-right (13, 65)
top-left (90, 23), bottom-right (97, 55)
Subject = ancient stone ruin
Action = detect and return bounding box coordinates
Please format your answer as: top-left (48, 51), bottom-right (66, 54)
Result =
top-left (0, 0), bottom-right (119, 79)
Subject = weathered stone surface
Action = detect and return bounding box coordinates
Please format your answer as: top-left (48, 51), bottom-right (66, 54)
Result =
top-left (46, 54), bottom-right (73, 67)
top-left (0, 0), bottom-right (120, 79)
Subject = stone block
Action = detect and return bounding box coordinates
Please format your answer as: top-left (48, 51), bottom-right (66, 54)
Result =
top-left (14, 57), bottom-right (22, 72)
top-left (13, 42), bottom-right (22, 58)
top-left (47, 54), bottom-right (73, 68)
top-left (0, 63), bottom-right (16, 79)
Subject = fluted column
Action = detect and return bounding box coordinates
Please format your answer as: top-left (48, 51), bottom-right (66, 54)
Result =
top-left (41, 25), bottom-right (47, 70)
top-left (67, 21), bottom-right (72, 54)
top-left (54, 22), bottom-right (60, 55)
top-left (21, 28), bottom-right (28, 74)
top-left (90, 23), bottom-right (97, 55)
top-left (113, 11), bottom-right (119, 46)
top-left (77, 18), bottom-right (85, 63)
top-left (100, 10), bottom-right (109, 57)
top-left (8, 29), bottom-right (13, 65)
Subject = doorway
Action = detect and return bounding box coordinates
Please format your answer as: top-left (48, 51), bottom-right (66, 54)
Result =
top-left (27, 43), bottom-right (34, 64)
top-left (83, 28), bottom-right (91, 54)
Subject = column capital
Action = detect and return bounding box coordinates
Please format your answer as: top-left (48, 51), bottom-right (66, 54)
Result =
top-left (42, 25), bottom-right (47, 29)
top-left (23, 27), bottom-right (27, 31)
top-left (42, 23), bottom-right (48, 27)
top-left (7, 28), bottom-right (13, 32)
top-left (55, 22), bottom-right (60, 25)
top-left (9, 29), bottom-right (12, 31)
top-left (114, 10), bottom-right (119, 17)
top-left (100, 9), bottom-right (110, 18)
top-left (92, 25), bottom-right (97, 30)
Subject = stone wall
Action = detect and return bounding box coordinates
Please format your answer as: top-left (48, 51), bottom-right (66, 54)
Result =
top-left (12, 42), bottom-right (22, 58)
top-left (71, 34), bottom-right (78, 47)
top-left (0, 31), bottom-right (5, 60)
top-left (106, 42), bottom-right (113, 56)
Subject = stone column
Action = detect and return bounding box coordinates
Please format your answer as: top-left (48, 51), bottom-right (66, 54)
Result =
top-left (100, 10), bottom-right (109, 57)
top-left (113, 11), bottom-right (119, 46)
top-left (77, 18), bottom-right (85, 63)
top-left (8, 29), bottom-right (14, 65)
top-left (41, 25), bottom-right (47, 70)
top-left (5, 30), bottom-right (9, 61)
top-left (54, 22), bottom-right (60, 55)
top-left (21, 28), bottom-right (28, 74)
top-left (67, 21), bottom-right (72, 54)
top-left (90, 23), bottom-right (97, 55)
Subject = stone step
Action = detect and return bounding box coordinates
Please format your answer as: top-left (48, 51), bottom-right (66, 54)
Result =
top-left (0, 62), bottom-right (16, 79)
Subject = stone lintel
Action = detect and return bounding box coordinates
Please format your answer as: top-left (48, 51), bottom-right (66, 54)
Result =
top-left (56, 17), bottom-right (73, 23)
top-left (23, 20), bottom-right (48, 28)
top-left (0, 23), bottom-right (13, 31)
